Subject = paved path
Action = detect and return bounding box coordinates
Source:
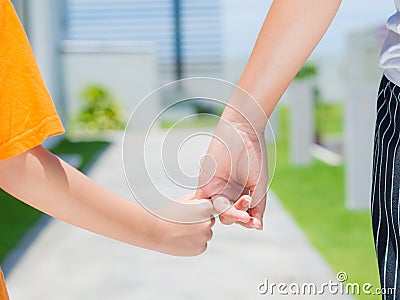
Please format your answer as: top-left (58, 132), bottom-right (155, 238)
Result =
top-left (6, 130), bottom-right (353, 299)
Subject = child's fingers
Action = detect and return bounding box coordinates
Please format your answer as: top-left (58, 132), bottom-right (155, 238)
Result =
top-left (190, 198), bottom-right (216, 219)
top-left (210, 216), bottom-right (216, 227)
top-left (212, 196), bottom-right (231, 214)
top-left (164, 194), bottom-right (216, 222)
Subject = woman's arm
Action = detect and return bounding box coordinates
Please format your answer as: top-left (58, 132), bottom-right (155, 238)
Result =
top-left (0, 146), bottom-right (214, 256)
top-left (197, 0), bottom-right (342, 227)
top-left (224, 0), bottom-right (342, 127)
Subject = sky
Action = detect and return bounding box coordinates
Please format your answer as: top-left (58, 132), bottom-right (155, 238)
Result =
top-left (222, 0), bottom-right (395, 59)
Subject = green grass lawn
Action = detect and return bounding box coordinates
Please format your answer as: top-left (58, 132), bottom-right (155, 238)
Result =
top-left (51, 138), bottom-right (110, 171)
top-left (0, 138), bottom-right (109, 263)
top-left (271, 107), bottom-right (380, 299)
top-left (315, 102), bottom-right (343, 135)
top-left (0, 192), bottom-right (42, 263)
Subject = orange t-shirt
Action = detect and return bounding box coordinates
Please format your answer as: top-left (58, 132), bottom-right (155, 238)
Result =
top-left (0, 269), bottom-right (8, 300)
top-left (0, 0), bottom-right (64, 160)
top-left (0, 0), bottom-right (65, 298)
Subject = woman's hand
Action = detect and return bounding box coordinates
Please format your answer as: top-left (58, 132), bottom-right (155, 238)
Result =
top-left (196, 116), bottom-right (268, 230)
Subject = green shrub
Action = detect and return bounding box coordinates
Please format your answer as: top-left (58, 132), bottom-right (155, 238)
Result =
top-left (71, 84), bottom-right (125, 131)
top-left (295, 62), bottom-right (318, 80)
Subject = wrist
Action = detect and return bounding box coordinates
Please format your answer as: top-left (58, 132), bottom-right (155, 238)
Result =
top-left (147, 213), bottom-right (166, 251)
top-left (221, 87), bottom-right (269, 134)
top-left (221, 105), bottom-right (267, 136)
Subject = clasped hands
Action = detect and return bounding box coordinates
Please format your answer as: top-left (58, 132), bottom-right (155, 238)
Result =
top-left (153, 110), bottom-right (268, 256)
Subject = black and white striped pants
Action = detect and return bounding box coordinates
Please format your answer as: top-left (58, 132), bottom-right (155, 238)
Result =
top-left (372, 75), bottom-right (400, 299)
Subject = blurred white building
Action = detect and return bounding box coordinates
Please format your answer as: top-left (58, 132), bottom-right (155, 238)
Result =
top-left (65, 0), bottom-right (223, 83)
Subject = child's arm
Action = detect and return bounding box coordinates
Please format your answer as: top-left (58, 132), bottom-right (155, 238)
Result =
top-left (0, 145), bottom-right (214, 256)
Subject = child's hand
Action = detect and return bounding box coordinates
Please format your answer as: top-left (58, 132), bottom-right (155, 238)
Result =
top-left (151, 194), bottom-right (215, 256)
top-left (213, 195), bottom-right (262, 230)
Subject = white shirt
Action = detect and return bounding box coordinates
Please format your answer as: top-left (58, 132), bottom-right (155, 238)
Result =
top-left (380, 0), bottom-right (400, 86)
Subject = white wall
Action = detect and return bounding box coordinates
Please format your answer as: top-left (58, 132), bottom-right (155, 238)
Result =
top-left (61, 41), bottom-right (159, 129)
top-left (25, 0), bottom-right (65, 119)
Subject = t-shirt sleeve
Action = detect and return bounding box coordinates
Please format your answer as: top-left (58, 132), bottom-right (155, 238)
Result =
top-left (0, 0), bottom-right (65, 160)
top-left (0, 268), bottom-right (9, 300)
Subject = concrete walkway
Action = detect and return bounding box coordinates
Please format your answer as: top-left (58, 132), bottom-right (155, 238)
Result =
top-left (6, 130), bottom-right (353, 299)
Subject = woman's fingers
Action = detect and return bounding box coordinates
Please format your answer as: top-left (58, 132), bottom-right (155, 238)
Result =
top-left (213, 196), bottom-right (251, 223)
top-left (213, 195), bottom-right (263, 229)
top-left (234, 195), bottom-right (251, 211)
top-left (249, 182), bottom-right (267, 229)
